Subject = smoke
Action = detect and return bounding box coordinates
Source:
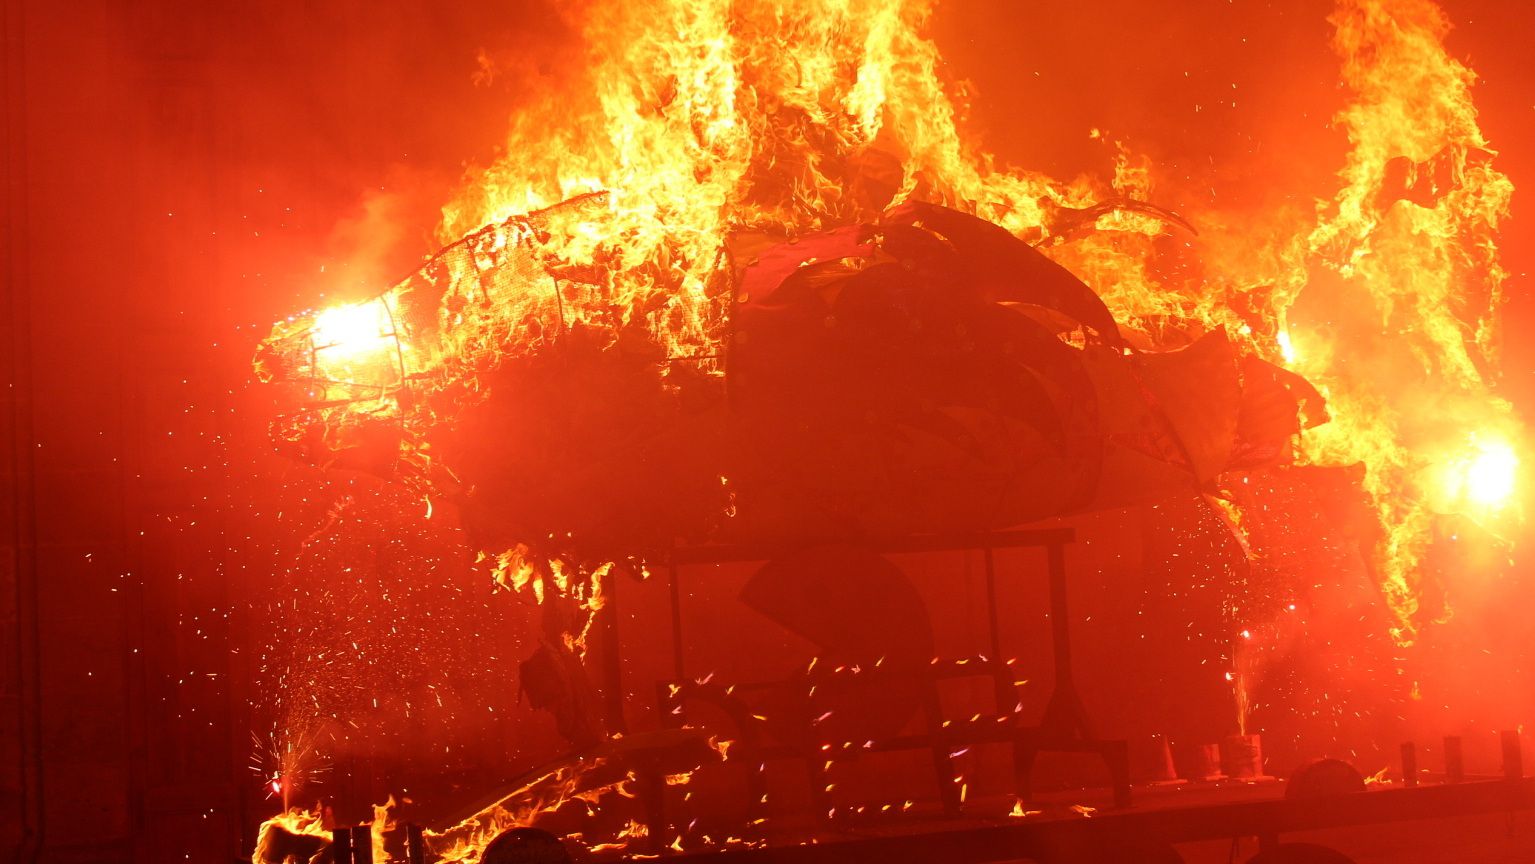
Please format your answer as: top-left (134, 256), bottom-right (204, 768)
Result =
top-left (318, 164), bottom-right (447, 299)
top-left (128, 0), bottom-right (589, 306)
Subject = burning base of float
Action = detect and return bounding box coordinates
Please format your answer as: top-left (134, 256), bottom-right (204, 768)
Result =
top-left (247, 0), bottom-right (1527, 862)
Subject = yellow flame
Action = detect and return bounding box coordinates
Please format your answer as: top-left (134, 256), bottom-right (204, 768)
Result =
top-left (424, 756), bottom-right (648, 861)
top-left (263, 0), bottom-right (1519, 647)
top-left (1289, 0), bottom-right (1517, 639)
top-left (1462, 437), bottom-right (1519, 508)
top-left (311, 301), bottom-right (396, 352)
top-left (371, 796), bottom-right (397, 862)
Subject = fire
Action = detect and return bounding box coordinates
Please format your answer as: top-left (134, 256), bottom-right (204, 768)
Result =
top-left (251, 808), bottom-right (329, 864)
top-left (1287, 0), bottom-right (1518, 638)
top-left (371, 796), bottom-right (398, 862)
top-left (1277, 329), bottom-right (1298, 366)
top-left (260, 1), bottom-right (1519, 643)
top-left (251, 798), bottom-right (396, 864)
top-left (250, 0), bottom-right (1523, 852)
top-left (307, 298), bottom-right (405, 395)
top-left (1007, 798), bottom-right (1041, 819)
top-left (311, 301), bottom-right (397, 353)
top-left (423, 755), bottom-right (649, 861)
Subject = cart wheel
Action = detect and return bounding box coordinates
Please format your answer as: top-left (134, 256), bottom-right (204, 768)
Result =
top-left (1244, 842), bottom-right (1357, 864)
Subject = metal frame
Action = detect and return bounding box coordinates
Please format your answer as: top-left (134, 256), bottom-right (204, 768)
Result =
top-left (644, 528), bottom-right (1129, 811)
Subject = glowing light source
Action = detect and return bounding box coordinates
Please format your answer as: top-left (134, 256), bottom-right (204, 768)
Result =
top-left (311, 301), bottom-right (395, 354)
top-left (1463, 437), bottom-right (1518, 507)
top-left (1437, 434), bottom-right (1520, 513)
top-left (254, 0), bottom-right (1516, 658)
top-left (1277, 329), bottom-right (1297, 365)
top-left (306, 300), bottom-right (406, 400)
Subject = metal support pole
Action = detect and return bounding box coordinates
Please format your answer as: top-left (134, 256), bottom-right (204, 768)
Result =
top-left (1046, 541), bottom-right (1073, 687)
top-left (405, 823), bottom-right (426, 864)
top-left (1039, 539), bottom-right (1090, 739)
top-left (982, 544), bottom-right (1013, 718)
top-left (4, 4), bottom-right (43, 857)
top-left (351, 824), bottom-right (374, 863)
top-left (1503, 731), bottom-right (1522, 780)
top-left (598, 565), bottom-right (628, 735)
top-left (982, 545), bottom-right (1003, 664)
top-left (331, 827), bottom-right (353, 864)
top-left (1445, 736), bottom-right (1465, 784)
top-left (669, 556), bottom-right (686, 681)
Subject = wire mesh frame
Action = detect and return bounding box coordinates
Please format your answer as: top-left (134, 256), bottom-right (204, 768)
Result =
top-left (301, 296), bottom-right (409, 402)
top-left (286, 297), bottom-right (413, 473)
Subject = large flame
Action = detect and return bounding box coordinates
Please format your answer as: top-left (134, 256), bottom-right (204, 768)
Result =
top-left (1291, 0), bottom-right (1517, 638)
top-left (416, 0), bottom-right (1514, 639)
top-left (257, 0), bottom-right (1517, 629)
top-left (246, 3), bottom-right (1525, 858)
top-left (432, 0), bottom-right (1155, 366)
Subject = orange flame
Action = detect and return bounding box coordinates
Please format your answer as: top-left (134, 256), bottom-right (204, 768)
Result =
top-left (250, 808), bottom-right (328, 864)
top-left (1289, 0), bottom-right (1518, 639)
top-left (456, 0), bottom-right (1516, 640)
top-left (261, 0), bottom-right (1518, 646)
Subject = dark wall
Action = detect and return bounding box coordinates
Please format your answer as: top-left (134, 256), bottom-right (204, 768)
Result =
top-left (5, 4), bottom-right (242, 859)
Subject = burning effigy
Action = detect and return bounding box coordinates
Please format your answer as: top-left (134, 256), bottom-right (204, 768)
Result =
top-left (254, 195), bottom-right (1321, 557)
top-left (250, 0), bottom-right (1522, 859)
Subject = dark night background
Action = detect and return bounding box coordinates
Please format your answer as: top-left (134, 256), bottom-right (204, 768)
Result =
top-left (5, 1), bottom-right (1535, 860)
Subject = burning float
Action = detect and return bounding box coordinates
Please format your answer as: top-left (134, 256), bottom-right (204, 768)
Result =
top-left (250, 0), bottom-right (1525, 861)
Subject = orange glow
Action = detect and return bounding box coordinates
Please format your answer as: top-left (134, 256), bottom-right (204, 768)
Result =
top-left (311, 300), bottom-right (398, 355)
top-left (224, 3), bottom-right (1535, 860)
top-left (1465, 440), bottom-right (1518, 507)
top-left (307, 299), bottom-right (405, 402)
top-left (257, 0), bottom-right (1519, 656)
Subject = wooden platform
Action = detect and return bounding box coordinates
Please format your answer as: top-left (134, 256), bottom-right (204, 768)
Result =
top-left (645, 777), bottom-right (1535, 864)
